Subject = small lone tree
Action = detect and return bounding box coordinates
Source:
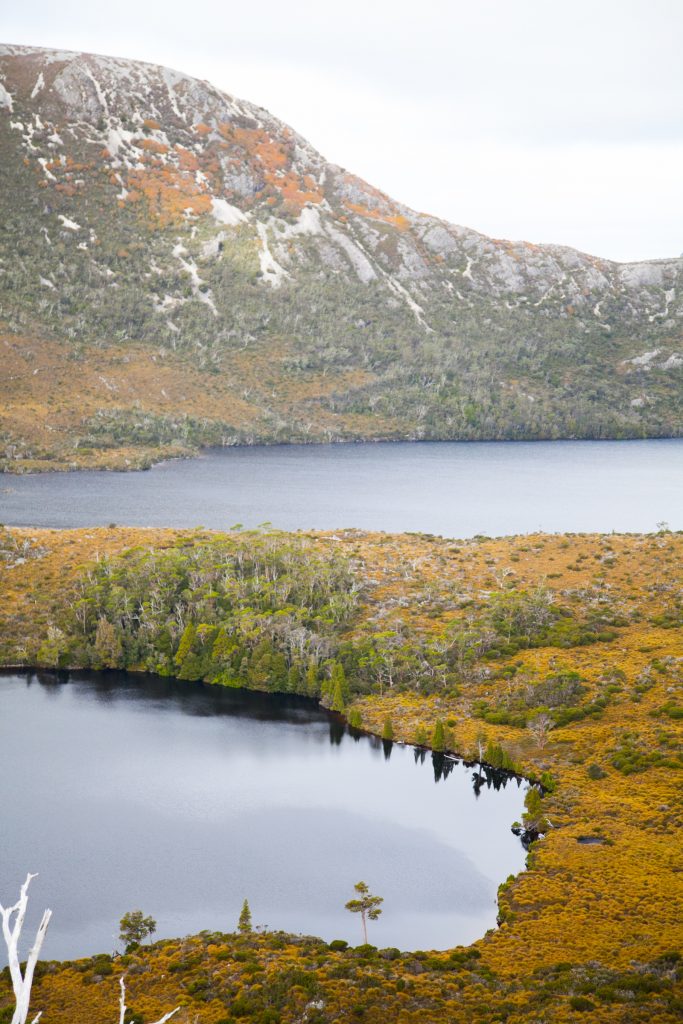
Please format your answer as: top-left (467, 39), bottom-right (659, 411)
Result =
top-left (348, 708), bottom-right (362, 729)
top-left (413, 723), bottom-right (428, 746)
top-left (432, 719), bottom-right (445, 752)
top-left (345, 881), bottom-right (383, 944)
top-left (522, 787), bottom-right (549, 835)
top-left (238, 899), bottom-right (252, 934)
top-left (305, 660), bottom-right (319, 697)
top-left (331, 677), bottom-right (346, 712)
top-left (119, 910), bottom-right (156, 949)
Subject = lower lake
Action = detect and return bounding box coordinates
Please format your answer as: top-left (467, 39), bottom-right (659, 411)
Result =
top-left (0, 671), bottom-right (527, 960)
top-left (1, 438), bottom-right (681, 535)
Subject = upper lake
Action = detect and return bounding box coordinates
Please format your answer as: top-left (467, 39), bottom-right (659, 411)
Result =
top-left (1, 438), bottom-right (682, 536)
top-left (0, 671), bottom-right (526, 959)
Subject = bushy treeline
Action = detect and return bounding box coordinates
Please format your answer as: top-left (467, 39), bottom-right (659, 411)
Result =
top-left (33, 534), bottom-right (624, 718)
top-left (39, 533), bottom-right (360, 701)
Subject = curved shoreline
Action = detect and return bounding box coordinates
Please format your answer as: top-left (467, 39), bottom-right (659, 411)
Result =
top-left (0, 525), bottom-right (680, 1022)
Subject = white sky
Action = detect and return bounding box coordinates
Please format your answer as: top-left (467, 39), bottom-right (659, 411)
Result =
top-left (4, 0), bottom-right (683, 263)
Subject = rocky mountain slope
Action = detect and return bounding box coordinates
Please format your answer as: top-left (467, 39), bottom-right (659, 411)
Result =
top-left (0, 43), bottom-right (681, 469)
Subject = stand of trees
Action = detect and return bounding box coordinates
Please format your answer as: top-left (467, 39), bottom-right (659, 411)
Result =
top-left (28, 532), bottom-right (625, 725)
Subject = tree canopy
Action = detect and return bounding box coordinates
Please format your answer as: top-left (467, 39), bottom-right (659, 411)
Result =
top-left (119, 910), bottom-right (157, 948)
top-left (345, 881), bottom-right (383, 944)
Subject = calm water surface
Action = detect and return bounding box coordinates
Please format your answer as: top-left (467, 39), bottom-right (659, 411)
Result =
top-left (0, 671), bottom-right (527, 960)
top-left (1, 439), bottom-right (681, 535)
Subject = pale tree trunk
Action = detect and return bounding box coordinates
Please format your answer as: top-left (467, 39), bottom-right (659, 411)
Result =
top-left (118, 976), bottom-right (179, 1024)
top-left (0, 873), bottom-right (52, 1024)
top-left (1, 876), bottom-right (179, 1024)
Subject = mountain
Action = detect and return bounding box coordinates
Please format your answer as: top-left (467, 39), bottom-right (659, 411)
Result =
top-left (0, 43), bottom-right (681, 470)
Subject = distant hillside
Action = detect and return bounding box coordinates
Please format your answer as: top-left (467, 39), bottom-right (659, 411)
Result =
top-left (0, 43), bottom-right (681, 470)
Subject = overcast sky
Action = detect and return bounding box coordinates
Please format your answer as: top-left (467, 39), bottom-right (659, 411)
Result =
top-left (4, 0), bottom-right (682, 262)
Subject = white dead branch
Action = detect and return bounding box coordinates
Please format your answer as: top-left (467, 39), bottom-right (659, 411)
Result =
top-left (1, 875), bottom-right (178, 1024)
top-left (118, 976), bottom-right (179, 1024)
top-left (0, 873), bottom-right (52, 1024)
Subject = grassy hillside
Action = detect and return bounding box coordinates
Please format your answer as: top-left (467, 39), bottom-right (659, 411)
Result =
top-left (0, 44), bottom-right (681, 471)
top-left (0, 526), bottom-right (681, 1021)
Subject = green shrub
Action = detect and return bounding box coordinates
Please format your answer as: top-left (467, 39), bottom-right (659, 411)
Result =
top-left (569, 996), bottom-right (595, 1011)
top-left (379, 947), bottom-right (401, 960)
top-left (347, 709), bottom-right (362, 729)
top-left (353, 944), bottom-right (378, 958)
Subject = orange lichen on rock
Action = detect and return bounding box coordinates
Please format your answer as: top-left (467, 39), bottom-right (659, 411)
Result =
top-left (339, 172), bottom-right (408, 228)
top-left (175, 145), bottom-right (200, 171)
top-left (274, 169), bottom-right (324, 212)
top-left (231, 125), bottom-right (290, 171)
top-left (133, 137), bottom-right (170, 155)
top-left (124, 163), bottom-right (211, 226)
top-left (345, 201), bottom-right (410, 229)
top-left (207, 124), bottom-right (324, 212)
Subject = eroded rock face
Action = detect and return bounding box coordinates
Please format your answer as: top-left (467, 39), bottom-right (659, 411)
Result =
top-left (0, 42), bottom-right (681, 451)
top-left (50, 63), bottom-right (103, 119)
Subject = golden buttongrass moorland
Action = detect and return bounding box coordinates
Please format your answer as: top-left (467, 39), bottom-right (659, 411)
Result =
top-left (0, 526), bottom-right (681, 1023)
top-left (0, 326), bottom-right (407, 472)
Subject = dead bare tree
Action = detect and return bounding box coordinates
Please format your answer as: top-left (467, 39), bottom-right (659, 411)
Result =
top-left (0, 873), bottom-right (51, 1024)
top-left (1, 875), bottom-right (179, 1024)
top-left (528, 712), bottom-right (553, 750)
top-left (118, 976), bottom-right (179, 1024)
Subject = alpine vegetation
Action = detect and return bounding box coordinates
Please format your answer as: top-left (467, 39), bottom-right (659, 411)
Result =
top-left (0, 44), bottom-right (681, 471)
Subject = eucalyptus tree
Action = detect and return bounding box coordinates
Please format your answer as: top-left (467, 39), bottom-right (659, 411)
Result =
top-left (345, 881), bottom-right (384, 944)
top-left (119, 909), bottom-right (157, 949)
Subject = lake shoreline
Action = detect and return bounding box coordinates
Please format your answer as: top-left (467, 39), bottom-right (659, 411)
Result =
top-left (1, 662), bottom-right (534, 790)
top-left (1, 666), bottom-right (528, 956)
top-left (2, 429), bottom-right (681, 476)
top-left (1, 525), bottom-right (680, 1018)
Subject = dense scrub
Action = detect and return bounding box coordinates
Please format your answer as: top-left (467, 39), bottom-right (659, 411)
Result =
top-left (2, 932), bottom-right (680, 1024)
top-left (0, 527), bottom-right (681, 1022)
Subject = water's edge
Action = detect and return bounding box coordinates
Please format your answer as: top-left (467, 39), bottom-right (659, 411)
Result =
top-left (2, 666), bottom-right (533, 956)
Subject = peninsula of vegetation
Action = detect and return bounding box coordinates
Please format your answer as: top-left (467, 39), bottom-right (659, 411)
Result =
top-left (1, 43), bottom-right (682, 473)
top-left (0, 525), bottom-right (680, 1022)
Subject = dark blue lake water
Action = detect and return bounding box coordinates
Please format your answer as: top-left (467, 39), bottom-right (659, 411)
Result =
top-left (1, 438), bottom-right (681, 535)
top-left (0, 671), bottom-right (527, 960)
